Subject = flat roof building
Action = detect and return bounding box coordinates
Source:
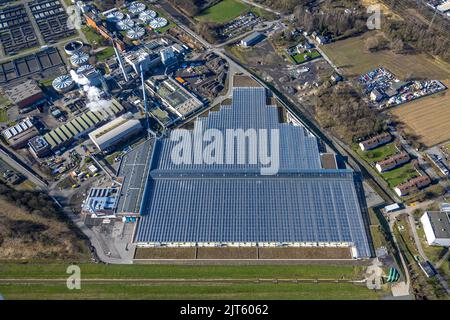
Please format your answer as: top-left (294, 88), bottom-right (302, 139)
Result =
top-left (82, 187), bottom-right (119, 216)
top-left (42, 99), bottom-right (124, 151)
top-left (241, 32), bottom-right (265, 47)
top-left (2, 117), bottom-right (39, 149)
top-left (130, 86), bottom-right (373, 258)
top-left (89, 112), bottom-right (142, 152)
top-left (420, 211), bottom-right (450, 247)
top-left (5, 80), bottom-right (45, 109)
top-left (146, 76), bottom-right (204, 119)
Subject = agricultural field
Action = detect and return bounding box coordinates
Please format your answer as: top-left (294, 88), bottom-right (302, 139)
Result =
top-left (195, 0), bottom-right (250, 23)
top-left (321, 31), bottom-right (450, 80)
top-left (390, 81), bottom-right (450, 147)
top-left (0, 263), bottom-right (383, 300)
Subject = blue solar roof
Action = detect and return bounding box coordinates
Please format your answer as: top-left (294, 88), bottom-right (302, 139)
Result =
top-left (134, 87), bottom-right (372, 258)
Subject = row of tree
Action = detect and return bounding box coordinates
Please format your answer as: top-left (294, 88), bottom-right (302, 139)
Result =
top-left (293, 2), bottom-right (369, 40)
top-left (381, 18), bottom-right (450, 63)
top-left (314, 83), bottom-right (384, 144)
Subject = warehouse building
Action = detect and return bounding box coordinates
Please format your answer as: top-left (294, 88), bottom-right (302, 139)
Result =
top-left (42, 99), bottom-right (124, 151)
top-left (420, 211), bottom-right (450, 247)
top-left (240, 32), bottom-right (265, 47)
top-left (28, 136), bottom-right (51, 158)
top-left (5, 80), bottom-right (46, 109)
top-left (82, 187), bottom-right (119, 216)
top-left (130, 86), bottom-right (373, 259)
top-left (2, 117), bottom-right (39, 149)
top-left (89, 112), bottom-right (142, 152)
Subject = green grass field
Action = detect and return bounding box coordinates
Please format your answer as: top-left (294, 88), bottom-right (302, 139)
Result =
top-left (290, 50), bottom-right (321, 65)
top-left (0, 108), bottom-right (8, 122)
top-left (381, 162), bottom-right (419, 188)
top-left (196, 0), bottom-right (250, 23)
top-left (95, 47), bottom-right (115, 61)
top-left (82, 26), bottom-right (105, 46)
top-left (357, 143), bottom-right (398, 164)
top-left (0, 263), bottom-right (366, 280)
top-left (0, 283), bottom-right (381, 300)
top-left (0, 263), bottom-right (384, 299)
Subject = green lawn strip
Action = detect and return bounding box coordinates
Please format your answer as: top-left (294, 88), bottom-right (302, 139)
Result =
top-left (249, 6), bottom-right (277, 20)
top-left (0, 263), bottom-right (365, 280)
top-left (0, 283), bottom-right (381, 300)
top-left (195, 0), bottom-right (250, 23)
top-left (95, 47), bottom-right (115, 61)
top-left (82, 26), bottom-right (105, 46)
top-left (381, 162), bottom-right (419, 188)
top-left (39, 78), bottom-right (55, 87)
top-left (0, 108), bottom-right (8, 122)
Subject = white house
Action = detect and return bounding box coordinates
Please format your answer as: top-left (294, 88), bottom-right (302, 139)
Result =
top-left (420, 211), bottom-right (450, 247)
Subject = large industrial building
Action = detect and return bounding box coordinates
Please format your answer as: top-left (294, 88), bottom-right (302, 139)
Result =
top-left (420, 211), bottom-right (450, 247)
top-left (5, 80), bottom-right (46, 109)
top-left (119, 85), bottom-right (373, 259)
top-left (2, 117), bottom-right (39, 149)
top-left (42, 99), bottom-right (124, 151)
top-left (146, 76), bottom-right (204, 119)
top-left (89, 112), bottom-right (142, 152)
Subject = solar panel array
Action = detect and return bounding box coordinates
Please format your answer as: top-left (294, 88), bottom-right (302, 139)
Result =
top-left (135, 87), bottom-right (372, 258)
top-left (152, 88), bottom-right (321, 173)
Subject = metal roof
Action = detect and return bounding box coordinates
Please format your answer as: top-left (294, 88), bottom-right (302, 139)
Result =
top-left (116, 139), bottom-right (154, 214)
top-left (134, 87), bottom-right (372, 258)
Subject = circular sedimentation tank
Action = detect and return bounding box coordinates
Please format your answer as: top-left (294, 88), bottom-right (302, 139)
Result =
top-left (149, 17), bottom-right (168, 29)
top-left (106, 11), bottom-right (124, 23)
top-left (128, 2), bottom-right (146, 15)
top-left (70, 51), bottom-right (89, 67)
top-left (64, 40), bottom-right (83, 55)
top-left (139, 10), bottom-right (157, 24)
top-left (116, 18), bottom-right (135, 30)
top-left (126, 26), bottom-right (145, 39)
top-left (76, 64), bottom-right (94, 74)
top-left (52, 74), bottom-right (75, 92)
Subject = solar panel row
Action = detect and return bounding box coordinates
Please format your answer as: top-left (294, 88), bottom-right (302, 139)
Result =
top-left (134, 87), bottom-right (373, 258)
